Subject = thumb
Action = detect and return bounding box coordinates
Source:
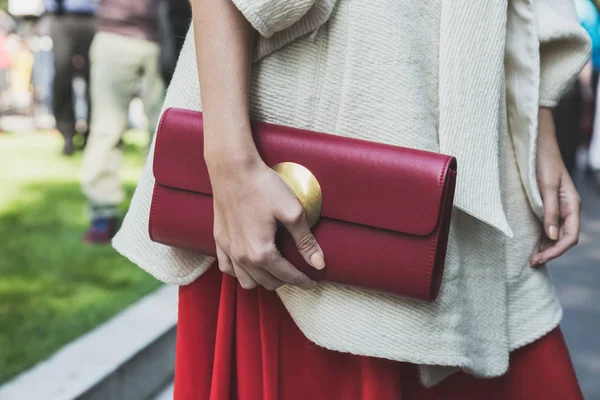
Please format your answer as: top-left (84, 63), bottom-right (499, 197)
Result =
top-left (280, 207), bottom-right (325, 270)
top-left (541, 183), bottom-right (560, 241)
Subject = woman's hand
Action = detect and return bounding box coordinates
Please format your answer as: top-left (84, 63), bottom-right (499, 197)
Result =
top-left (191, 0), bottom-right (322, 290)
top-left (193, 0), bottom-right (323, 290)
top-left (531, 108), bottom-right (581, 266)
top-left (207, 152), bottom-right (324, 291)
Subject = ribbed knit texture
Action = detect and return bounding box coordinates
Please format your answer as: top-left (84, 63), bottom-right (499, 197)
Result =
top-left (536, 0), bottom-right (593, 107)
top-left (232, 0), bottom-right (337, 59)
top-left (112, 0), bottom-right (590, 387)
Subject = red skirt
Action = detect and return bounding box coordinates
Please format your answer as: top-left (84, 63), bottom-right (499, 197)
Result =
top-left (174, 265), bottom-right (583, 400)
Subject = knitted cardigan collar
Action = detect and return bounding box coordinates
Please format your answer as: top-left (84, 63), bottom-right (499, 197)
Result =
top-left (438, 0), bottom-right (513, 236)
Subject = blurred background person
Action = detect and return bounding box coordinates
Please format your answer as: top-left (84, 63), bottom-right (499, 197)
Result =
top-left (7, 0), bottom-right (55, 129)
top-left (0, 33), bottom-right (35, 119)
top-left (9, 36), bottom-right (34, 114)
top-left (158, 0), bottom-right (191, 85)
top-left (30, 13), bottom-right (55, 130)
top-left (0, 16), bottom-right (12, 112)
top-left (44, 0), bottom-right (96, 155)
top-left (4, 1), bottom-right (39, 119)
top-left (80, 0), bottom-right (165, 244)
top-left (576, 0), bottom-right (600, 188)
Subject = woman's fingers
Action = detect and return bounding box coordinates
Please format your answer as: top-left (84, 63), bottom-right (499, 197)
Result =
top-left (540, 181), bottom-right (560, 241)
top-left (216, 245), bottom-right (236, 277)
top-left (235, 243), bottom-right (317, 291)
top-left (261, 251), bottom-right (318, 290)
top-left (531, 212), bottom-right (580, 265)
top-left (234, 243), bottom-right (285, 291)
top-left (531, 176), bottom-right (581, 266)
top-left (243, 264), bottom-right (285, 291)
top-left (278, 205), bottom-right (326, 270)
top-left (231, 259), bottom-right (258, 290)
top-left (534, 110), bottom-right (582, 267)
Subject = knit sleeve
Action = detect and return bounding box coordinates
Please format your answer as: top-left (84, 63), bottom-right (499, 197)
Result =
top-left (232, 0), bottom-right (335, 37)
top-left (535, 0), bottom-right (592, 107)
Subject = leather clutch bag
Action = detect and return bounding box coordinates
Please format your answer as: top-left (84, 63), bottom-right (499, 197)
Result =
top-left (149, 108), bottom-right (457, 302)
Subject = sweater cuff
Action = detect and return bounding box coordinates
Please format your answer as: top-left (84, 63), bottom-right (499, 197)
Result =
top-left (536, 0), bottom-right (591, 107)
top-left (539, 36), bottom-right (590, 107)
top-left (539, 97), bottom-right (559, 108)
top-left (231, 0), bottom-right (317, 38)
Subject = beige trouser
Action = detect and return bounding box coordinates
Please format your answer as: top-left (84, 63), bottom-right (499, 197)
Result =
top-left (81, 32), bottom-right (165, 218)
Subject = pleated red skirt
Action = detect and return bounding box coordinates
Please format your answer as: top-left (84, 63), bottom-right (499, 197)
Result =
top-left (174, 265), bottom-right (583, 400)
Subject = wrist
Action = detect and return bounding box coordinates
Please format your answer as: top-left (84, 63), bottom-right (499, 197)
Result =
top-left (202, 116), bottom-right (262, 172)
top-left (538, 107), bottom-right (555, 138)
top-left (205, 147), bottom-right (263, 176)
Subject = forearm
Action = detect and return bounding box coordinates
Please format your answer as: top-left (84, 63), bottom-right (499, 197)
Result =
top-left (191, 0), bottom-right (258, 167)
top-left (579, 62), bottom-right (593, 87)
top-left (579, 61), bottom-right (594, 99)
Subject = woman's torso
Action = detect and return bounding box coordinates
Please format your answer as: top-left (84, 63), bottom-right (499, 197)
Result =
top-left (113, 0), bottom-right (563, 385)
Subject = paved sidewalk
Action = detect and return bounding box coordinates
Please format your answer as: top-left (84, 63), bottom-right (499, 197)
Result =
top-left (552, 176), bottom-right (600, 400)
top-left (154, 383), bottom-right (174, 400)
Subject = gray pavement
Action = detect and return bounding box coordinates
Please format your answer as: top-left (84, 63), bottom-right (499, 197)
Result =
top-left (154, 383), bottom-right (174, 400)
top-left (553, 175), bottom-right (600, 400)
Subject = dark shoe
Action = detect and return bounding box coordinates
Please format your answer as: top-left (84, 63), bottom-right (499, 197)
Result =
top-left (592, 170), bottom-right (600, 192)
top-left (62, 140), bottom-right (74, 156)
top-left (83, 217), bottom-right (119, 244)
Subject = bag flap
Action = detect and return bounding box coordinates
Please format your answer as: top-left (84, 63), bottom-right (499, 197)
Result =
top-left (153, 108), bottom-right (456, 236)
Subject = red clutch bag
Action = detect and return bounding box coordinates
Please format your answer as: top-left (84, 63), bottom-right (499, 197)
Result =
top-left (149, 108), bottom-right (457, 302)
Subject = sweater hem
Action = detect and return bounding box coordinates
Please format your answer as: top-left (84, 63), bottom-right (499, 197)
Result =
top-left (509, 307), bottom-right (563, 352)
top-left (112, 234), bottom-right (212, 285)
top-left (277, 278), bottom-right (500, 380)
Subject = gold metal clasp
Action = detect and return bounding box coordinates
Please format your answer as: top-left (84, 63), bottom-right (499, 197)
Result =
top-left (272, 162), bottom-right (323, 228)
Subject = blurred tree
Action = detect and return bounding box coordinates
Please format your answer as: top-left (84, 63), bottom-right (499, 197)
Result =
top-left (0, 0), bottom-right (7, 11)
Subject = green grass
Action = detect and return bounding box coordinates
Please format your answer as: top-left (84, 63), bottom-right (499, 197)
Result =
top-left (0, 129), bottom-right (161, 384)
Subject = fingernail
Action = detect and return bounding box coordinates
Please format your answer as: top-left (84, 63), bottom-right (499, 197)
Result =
top-left (548, 225), bottom-right (558, 241)
top-left (310, 252), bottom-right (326, 270)
top-left (530, 257), bottom-right (543, 267)
top-left (538, 258), bottom-right (545, 265)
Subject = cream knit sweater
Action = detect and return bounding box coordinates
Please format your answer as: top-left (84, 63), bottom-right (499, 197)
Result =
top-left (112, 0), bottom-right (591, 387)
